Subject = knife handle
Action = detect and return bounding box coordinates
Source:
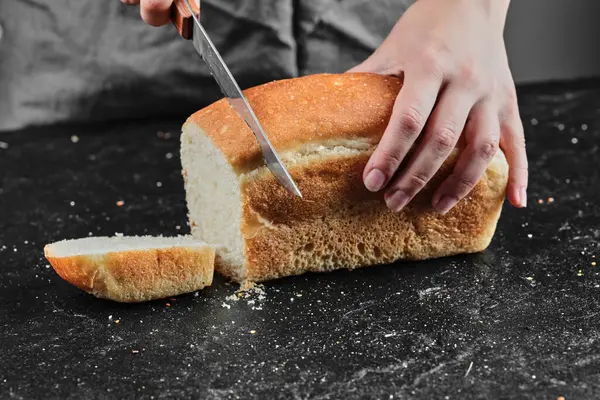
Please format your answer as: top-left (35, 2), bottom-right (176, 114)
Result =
top-left (171, 0), bottom-right (200, 40)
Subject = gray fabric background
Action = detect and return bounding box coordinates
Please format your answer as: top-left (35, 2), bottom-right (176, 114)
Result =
top-left (0, 0), bottom-right (413, 131)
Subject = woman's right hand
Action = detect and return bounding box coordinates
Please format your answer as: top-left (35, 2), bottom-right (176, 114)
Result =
top-left (121, 0), bottom-right (174, 27)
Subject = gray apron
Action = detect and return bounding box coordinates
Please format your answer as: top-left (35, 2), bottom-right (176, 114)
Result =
top-left (0, 0), bottom-right (413, 131)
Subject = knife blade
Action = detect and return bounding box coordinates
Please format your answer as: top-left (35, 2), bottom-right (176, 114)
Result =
top-left (171, 0), bottom-right (302, 198)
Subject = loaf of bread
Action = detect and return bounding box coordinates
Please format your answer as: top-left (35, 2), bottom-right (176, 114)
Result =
top-left (44, 236), bottom-right (215, 302)
top-left (180, 73), bottom-right (508, 282)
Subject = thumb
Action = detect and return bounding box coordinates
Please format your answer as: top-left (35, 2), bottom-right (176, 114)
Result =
top-left (347, 62), bottom-right (372, 73)
top-left (346, 55), bottom-right (383, 74)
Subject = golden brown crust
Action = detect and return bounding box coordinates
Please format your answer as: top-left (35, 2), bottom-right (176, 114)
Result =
top-left (238, 149), bottom-right (507, 282)
top-left (187, 73), bottom-right (401, 173)
top-left (45, 246), bottom-right (215, 302)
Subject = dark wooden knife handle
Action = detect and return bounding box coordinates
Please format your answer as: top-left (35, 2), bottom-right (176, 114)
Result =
top-left (171, 0), bottom-right (200, 40)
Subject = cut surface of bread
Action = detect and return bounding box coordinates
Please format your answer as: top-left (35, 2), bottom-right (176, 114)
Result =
top-left (180, 73), bottom-right (509, 282)
top-left (44, 235), bottom-right (215, 302)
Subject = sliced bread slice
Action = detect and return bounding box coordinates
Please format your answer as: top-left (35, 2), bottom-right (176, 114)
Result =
top-left (44, 235), bottom-right (215, 303)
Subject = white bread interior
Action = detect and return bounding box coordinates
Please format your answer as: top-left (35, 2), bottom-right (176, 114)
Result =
top-left (180, 129), bottom-right (246, 281)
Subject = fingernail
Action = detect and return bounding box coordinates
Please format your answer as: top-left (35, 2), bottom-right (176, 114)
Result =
top-left (365, 168), bottom-right (386, 192)
top-left (435, 195), bottom-right (456, 215)
top-left (520, 187), bottom-right (527, 208)
top-left (386, 190), bottom-right (409, 212)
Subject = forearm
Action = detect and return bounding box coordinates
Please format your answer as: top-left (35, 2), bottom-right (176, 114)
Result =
top-left (417, 0), bottom-right (510, 29)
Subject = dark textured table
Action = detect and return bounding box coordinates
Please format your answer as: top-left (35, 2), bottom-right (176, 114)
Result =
top-left (1, 80), bottom-right (599, 400)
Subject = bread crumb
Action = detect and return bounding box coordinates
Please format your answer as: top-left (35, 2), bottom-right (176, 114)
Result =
top-left (222, 281), bottom-right (267, 308)
top-left (571, 138), bottom-right (578, 144)
top-left (165, 152), bottom-right (173, 159)
top-left (0, 141), bottom-right (8, 149)
top-left (222, 302), bottom-right (231, 309)
top-left (226, 294), bottom-right (239, 302)
top-left (108, 315), bottom-right (113, 320)
top-left (70, 135), bottom-right (79, 143)
top-left (557, 123), bottom-right (565, 131)
top-left (527, 234), bottom-right (533, 238)
top-left (156, 182), bottom-right (162, 188)
top-left (581, 124), bottom-right (588, 131)
top-left (157, 131), bottom-right (172, 140)
top-left (237, 281), bottom-right (266, 301)
top-left (240, 281), bottom-right (256, 292)
top-left (531, 118), bottom-right (538, 126)
top-left (70, 201), bottom-right (75, 206)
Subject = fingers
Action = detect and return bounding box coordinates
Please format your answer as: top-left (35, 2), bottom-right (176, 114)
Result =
top-left (363, 70), bottom-right (443, 192)
top-left (383, 87), bottom-right (474, 212)
top-left (432, 102), bottom-right (500, 214)
top-left (140, 0), bottom-right (173, 26)
top-left (121, 0), bottom-right (172, 26)
top-left (500, 106), bottom-right (528, 208)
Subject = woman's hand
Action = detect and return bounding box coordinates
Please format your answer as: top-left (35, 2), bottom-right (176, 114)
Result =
top-left (350, 0), bottom-right (528, 214)
top-left (121, 0), bottom-right (173, 27)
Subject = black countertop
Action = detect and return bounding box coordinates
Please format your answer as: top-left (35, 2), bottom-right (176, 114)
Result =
top-left (1, 80), bottom-right (599, 399)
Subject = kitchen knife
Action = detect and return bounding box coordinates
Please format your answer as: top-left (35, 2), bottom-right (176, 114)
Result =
top-left (171, 0), bottom-right (302, 198)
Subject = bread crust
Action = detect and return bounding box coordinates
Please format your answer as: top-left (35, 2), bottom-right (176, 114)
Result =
top-left (45, 246), bottom-right (215, 302)
top-left (235, 149), bottom-right (507, 282)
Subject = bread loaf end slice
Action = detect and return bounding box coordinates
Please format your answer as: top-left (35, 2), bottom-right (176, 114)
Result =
top-left (44, 235), bottom-right (215, 302)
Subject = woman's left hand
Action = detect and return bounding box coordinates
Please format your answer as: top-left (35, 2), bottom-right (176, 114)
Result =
top-left (350, 0), bottom-right (528, 213)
